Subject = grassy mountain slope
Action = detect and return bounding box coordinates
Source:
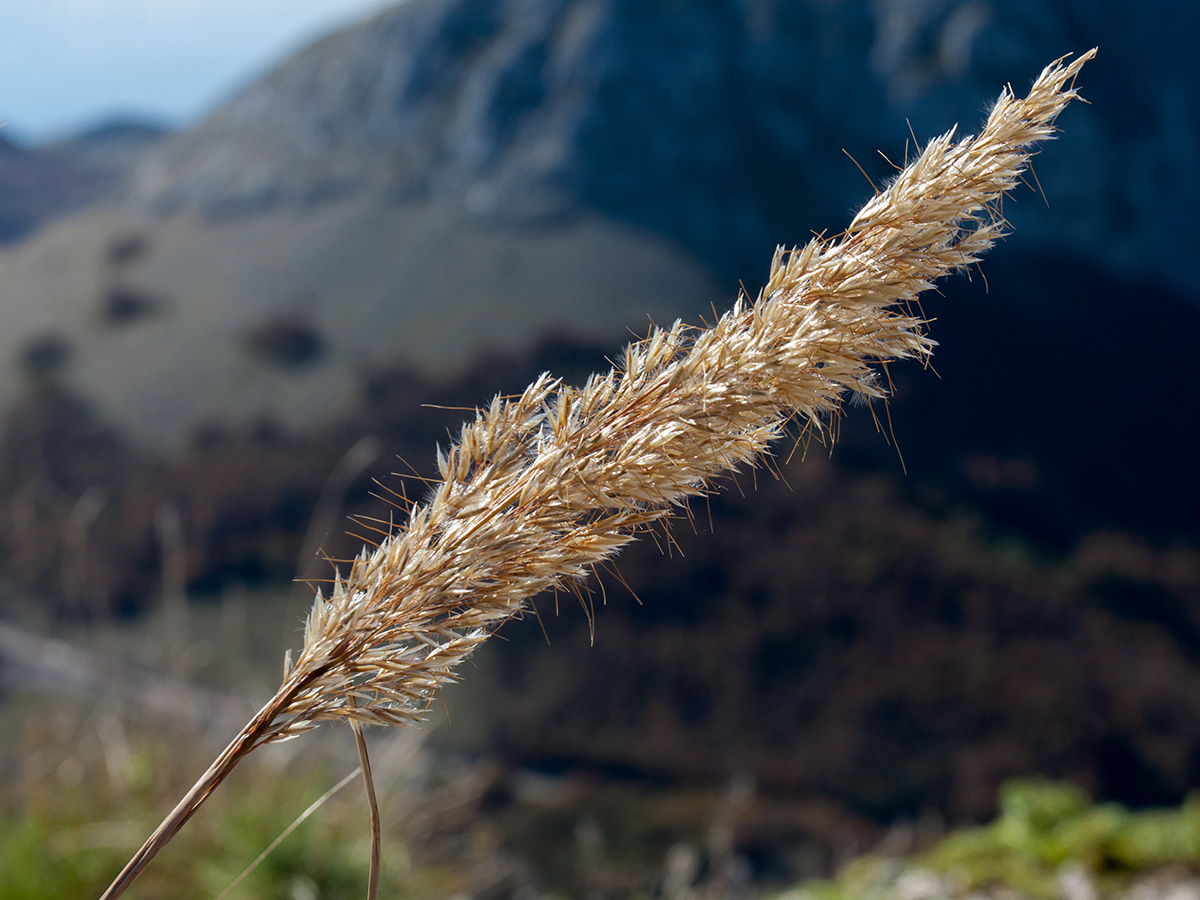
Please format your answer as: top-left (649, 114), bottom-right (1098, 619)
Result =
top-left (0, 200), bottom-right (720, 450)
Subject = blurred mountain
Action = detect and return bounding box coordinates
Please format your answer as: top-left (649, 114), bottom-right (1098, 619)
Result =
top-left (0, 132), bottom-right (86, 243)
top-left (44, 119), bottom-right (170, 191)
top-left (2, 0), bottom-right (1196, 452)
top-left (0, 119), bottom-right (166, 244)
top-left (121, 0), bottom-right (1197, 292)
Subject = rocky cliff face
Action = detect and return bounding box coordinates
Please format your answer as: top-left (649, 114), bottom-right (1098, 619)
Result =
top-left (125, 0), bottom-right (1199, 293)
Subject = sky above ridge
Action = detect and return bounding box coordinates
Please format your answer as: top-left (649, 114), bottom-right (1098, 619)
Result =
top-left (0, 0), bottom-right (400, 142)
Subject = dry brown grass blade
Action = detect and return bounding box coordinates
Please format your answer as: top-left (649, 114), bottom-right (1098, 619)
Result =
top-left (98, 669), bottom-right (322, 899)
top-left (98, 49), bottom-right (1095, 900)
top-left (351, 716), bottom-right (382, 900)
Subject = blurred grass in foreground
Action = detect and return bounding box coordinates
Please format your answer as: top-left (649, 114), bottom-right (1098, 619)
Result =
top-left (8, 717), bottom-right (1200, 900)
top-left (0, 699), bottom-right (438, 900)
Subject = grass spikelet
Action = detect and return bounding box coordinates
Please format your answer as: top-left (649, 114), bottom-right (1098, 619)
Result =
top-left (98, 49), bottom-right (1096, 899)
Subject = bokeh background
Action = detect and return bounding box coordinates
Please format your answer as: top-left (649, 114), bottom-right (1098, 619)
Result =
top-left (1, 1), bottom-right (1198, 897)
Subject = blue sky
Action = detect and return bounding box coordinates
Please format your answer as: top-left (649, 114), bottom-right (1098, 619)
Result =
top-left (0, 0), bottom-right (400, 142)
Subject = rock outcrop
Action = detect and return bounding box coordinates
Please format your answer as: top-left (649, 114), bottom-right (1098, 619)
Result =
top-left (125, 0), bottom-right (1198, 292)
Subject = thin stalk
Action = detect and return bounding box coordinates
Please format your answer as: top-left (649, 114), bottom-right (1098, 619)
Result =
top-left (97, 668), bottom-right (319, 900)
top-left (350, 708), bottom-right (382, 900)
top-left (214, 767), bottom-right (362, 900)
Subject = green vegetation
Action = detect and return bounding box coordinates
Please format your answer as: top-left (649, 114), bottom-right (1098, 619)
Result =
top-left (0, 726), bottom-right (419, 900)
top-left (812, 779), bottom-right (1200, 900)
top-left (9, 758), bottom-right (1200, 900)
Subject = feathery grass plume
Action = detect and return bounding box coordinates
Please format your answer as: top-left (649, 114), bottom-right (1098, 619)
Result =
top-left (99, 49), bottom-right (1096, 899)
